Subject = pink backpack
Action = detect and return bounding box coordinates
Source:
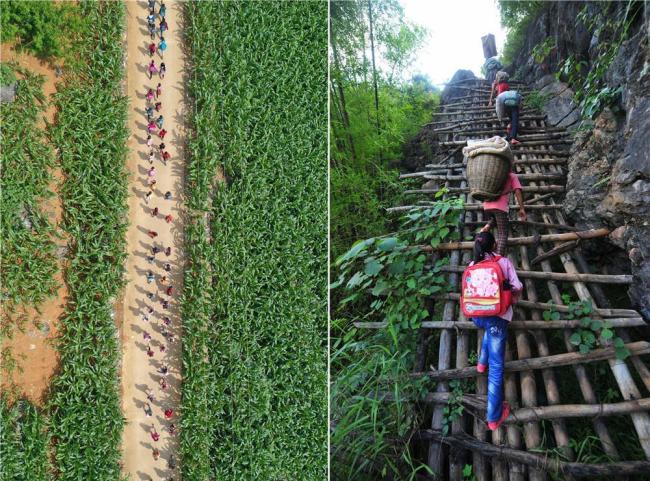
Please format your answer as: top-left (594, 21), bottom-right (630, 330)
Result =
top-left (461, 256), bottom-right (512, 317)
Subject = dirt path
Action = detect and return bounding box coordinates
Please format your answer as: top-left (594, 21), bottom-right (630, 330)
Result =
top-left (121, 1), bottom-right (185, 479)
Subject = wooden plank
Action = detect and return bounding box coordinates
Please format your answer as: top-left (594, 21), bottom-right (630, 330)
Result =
top-left (388, 203), bottom-right (565, 213)
top-left (353, 317), bottom-right (645, 330)
top-left (438, 264), bottom-right (632, 284)
top-left (434, 292), bottom-right (640, 317)
top-left (416, 430), bottom-right (650, 478)
top-left (412, 341), bottom-right (650, 380)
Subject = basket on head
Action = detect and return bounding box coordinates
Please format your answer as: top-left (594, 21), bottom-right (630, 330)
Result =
top-left (463, 137), bottom-right (513, 201)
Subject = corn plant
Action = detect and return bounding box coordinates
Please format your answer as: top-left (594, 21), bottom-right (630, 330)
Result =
top-left (46, 2), bottom-right (128, 480)
top-left (181, 2), bottom-right (327, 479)
top-left (0, 395), bottom-right (52, 481)
top-left (0, 64), bottom-right (58, 308)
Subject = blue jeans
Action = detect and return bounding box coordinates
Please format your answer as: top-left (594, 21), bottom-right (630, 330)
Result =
top-left (505, 106), bottom-right (519, 140)
top-left (472, 316), bottom-right (508, 422)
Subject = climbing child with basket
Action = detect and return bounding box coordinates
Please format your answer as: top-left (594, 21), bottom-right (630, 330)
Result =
top-left (463, 137), bottom-right (527, 256)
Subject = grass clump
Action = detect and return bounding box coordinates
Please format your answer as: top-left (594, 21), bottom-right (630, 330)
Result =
top-left (0, 0), bottom-right (85, 60)
top-left (182, 1), bottom-right (327, 480)
top-left (0, 395), bottom-right (51, 481)
top-left (0, 64), bottom-right (58, 307)
top-left (46, 2), bottom-right (128, 480)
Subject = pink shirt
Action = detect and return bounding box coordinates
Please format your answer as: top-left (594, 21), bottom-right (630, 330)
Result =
top-left (468, 253), bottom-right (523, 321)
top-left (483, 172), bottom-right (522, 212)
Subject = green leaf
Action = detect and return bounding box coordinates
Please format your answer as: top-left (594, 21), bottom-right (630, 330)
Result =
top-left (588, 319), bottom-right (602, 331)
top-left (615, 347), bottom-right (631, 360)
top-left (371, 279), bottom-right (389, 297)
top-left (543, 310), bottom-right (551, 321)
top-left (580, 317), bottom-right (592, 328)
top-left (336, 238), bottom-right (370, 265)
top-left (463, 465), bottom-right (472, 477)
top-left (346, 271), bottom-right (367, 288)
top-left (613, 337), bottom-right (625, 348)
top-left (377, 237), bottom-right (398, 252)
top-left (406, 278), bottom-right (416, 289)
top-left (569, 332), bottom-right (582, 346)
top-left (388, 260), bottom-right (405, 275)
top-left (581, 330), bottom-right (596, 344)
top-left (551, 311), bottom-right (560, 321)
top-left (579, 343), bottom-right (591, 354)
top-left (364, 259), bottom-right (383, 277)
top-left (600, 328), bottom-right (614, 340)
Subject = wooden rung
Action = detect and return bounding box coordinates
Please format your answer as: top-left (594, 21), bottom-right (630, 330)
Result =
top-left (412, 341), bottom-right (650, 380)
top-left (416, 430), bottom-right (650, 477)
top-left (353, 317), bottom-right (645, 330)
top-left (435, 293), bottom-right (640, 318)
top-left (425, 115), bottom-right (546, 127)
top-left (399, 172), bottom-right (564, 181)
top-left (404, 185), bottom-right (566, 195)
top-left (439, 138), bottom-right (571, 146)
top-left (531, 241), bottom-right (579, 265)
top-left (462, 220), bottom-right (578, 231)
top-left (395, 392), bottom-right (650, 421)
top-left (416, 228), bottom-right (610, 250)
top-left (514, 150), bottom-right (569, 156)
top-left (388, 203), bottom-right (565, 213)
top-left (438, 264), bottom-right (632, 284)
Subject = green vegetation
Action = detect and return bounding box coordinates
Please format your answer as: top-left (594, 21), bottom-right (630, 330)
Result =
top-left (0, 64), bottom-right (58, 307)
top-left (46, 2), bottom-right (127, 480)
top-left (0, 63), bottom-right (16, 86)
top-left (0, 0), bottom-right (84, 59)
top-left (0, 396), bottom-right (51, 481)
top-left (182, 2), bottom-right (327, 479)
top-left (331, 202), bottom-right (460, 479)
top-left (523, 89), bottom-right (550, 111)
top-left (331, 328), bottom-right (432, 480)
top-left (557, 1), bottom-right (641, 119)
top-left (497, 1), bottom-right (544, 66)
top-left (330, 0), bottom-right (439, 262)
top-left (333, 198), bottom-right (462, 334)
top-left (545, 294), bottom-right (630, 359)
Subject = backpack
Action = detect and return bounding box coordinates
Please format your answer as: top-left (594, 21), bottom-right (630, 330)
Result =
top-left (485, 57), bottom-right (502, 72)
top-left (461, 256), bottom-right (512, 317)
top-left (502, 90), bottom-right (521, 107)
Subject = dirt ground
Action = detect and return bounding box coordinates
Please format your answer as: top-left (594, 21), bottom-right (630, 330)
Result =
top-left (120, 1), bottom-right (185, 479)
top-left (0, 44), bottom-right (66, 405)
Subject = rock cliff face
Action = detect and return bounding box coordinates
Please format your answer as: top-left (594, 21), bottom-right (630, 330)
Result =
top-left (508, 1), bottom-right (650, 318)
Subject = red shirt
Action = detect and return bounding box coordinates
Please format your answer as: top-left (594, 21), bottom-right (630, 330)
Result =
top-left (497, 82), bottom-right (510, 94)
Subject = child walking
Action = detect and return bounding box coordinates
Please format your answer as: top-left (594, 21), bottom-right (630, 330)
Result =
top-left (468, 232), bottom-right (523, 430)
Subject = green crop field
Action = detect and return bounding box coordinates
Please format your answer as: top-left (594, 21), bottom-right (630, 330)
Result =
top-left (0, 65), bottom-right (58, 308)
top-left (0, 396), bottom-right (51, 481)
top-left (181, 1), bottom-right (328, 479)
top-left (46, 1), bottom-right (128, 480)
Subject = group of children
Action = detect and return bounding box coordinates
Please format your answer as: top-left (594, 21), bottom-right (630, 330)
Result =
top-left (140, 1), bottom-right (177, 476)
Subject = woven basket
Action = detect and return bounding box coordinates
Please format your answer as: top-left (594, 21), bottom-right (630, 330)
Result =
top-left (466, 153), bottom-right (510, 201)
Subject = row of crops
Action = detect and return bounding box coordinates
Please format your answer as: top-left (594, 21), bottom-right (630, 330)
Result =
top-left (1, 26), bottom-right (58, 481)
top-left (45, 1), bottom-right (128, 480)
top-left (0, 66), bottom-right (58, 308)
top-left (0, 396), bottom-right (51, 481)
top-left (181, 1), bottom-right (328, 479)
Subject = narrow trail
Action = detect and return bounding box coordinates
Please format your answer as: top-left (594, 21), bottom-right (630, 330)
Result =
top-left (121, 1), bottom-right (186, 478)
